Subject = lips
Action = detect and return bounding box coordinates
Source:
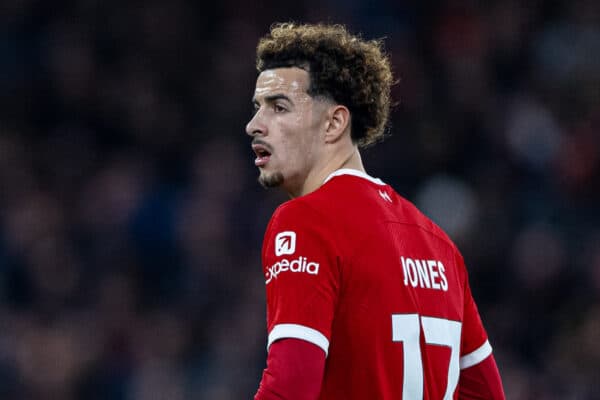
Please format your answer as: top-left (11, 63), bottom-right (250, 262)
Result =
top-left (252, 142), bottom-right (272, 167)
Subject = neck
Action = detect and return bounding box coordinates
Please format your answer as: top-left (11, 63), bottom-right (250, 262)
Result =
top-left (286, 147), bottom-right (365, 198)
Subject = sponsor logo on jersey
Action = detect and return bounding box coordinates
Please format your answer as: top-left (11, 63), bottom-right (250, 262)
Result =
top-left (275, 231), bottom-right (296, 256)
top-left (401, 256), bottom-right (448, 291)
top-left (265, 256), bottom-right (320, 284)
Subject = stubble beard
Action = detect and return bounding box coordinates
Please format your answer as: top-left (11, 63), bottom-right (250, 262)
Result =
top-left (258, 170), bottom-right (284, 188)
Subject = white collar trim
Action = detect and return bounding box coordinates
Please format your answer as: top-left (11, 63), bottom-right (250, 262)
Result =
top-left (323, 168), bottom-right (385, 186)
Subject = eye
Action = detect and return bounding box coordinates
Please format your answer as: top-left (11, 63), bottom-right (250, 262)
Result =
top-left (273, 103), bottom-right (287, 113)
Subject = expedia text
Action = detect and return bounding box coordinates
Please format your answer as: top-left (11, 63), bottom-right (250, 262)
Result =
top-left (265, 256), bottom-right (320, 284)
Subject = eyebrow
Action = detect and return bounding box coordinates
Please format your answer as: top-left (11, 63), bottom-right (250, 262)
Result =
top-left (252, 94), bottom-right (293, 106)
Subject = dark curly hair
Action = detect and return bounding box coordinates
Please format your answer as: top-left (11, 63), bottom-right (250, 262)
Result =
top-left (256, 22), bottom-right (394, 147)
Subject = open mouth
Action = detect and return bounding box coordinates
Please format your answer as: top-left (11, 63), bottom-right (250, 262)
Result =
top-left (252, 144), bottom-right (272, 167)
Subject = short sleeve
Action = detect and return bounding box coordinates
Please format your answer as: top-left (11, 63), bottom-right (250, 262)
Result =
top-left (261, 201), bottom-right (340, 356)
top-left (459, 256), bottom-right (492, 369)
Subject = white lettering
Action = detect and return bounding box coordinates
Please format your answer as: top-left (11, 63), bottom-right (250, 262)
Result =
top-left (265, 256), bottom-right (320, 284)
top-left (438, 261), bottom-right (448, 291)
top-left (290, 257), bottom-right (302, 272)
top-left (306, 262), bottom-right (319, 274)
top-left (400, 256), bottom-right (450, 292)
top-left (428, 260), bottom-right (441, 290)
top-left (415, 260), bottom-right (431, 288)
top-left (279, 259), bottom-right (289, 272)
top-left (406, 258), bottom-right (418, 287)
top-left (401, 257), bottom-right (408, 286)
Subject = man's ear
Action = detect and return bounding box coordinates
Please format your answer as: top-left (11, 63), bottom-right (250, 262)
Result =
top-left (324, 105), bottom-right (350, 144)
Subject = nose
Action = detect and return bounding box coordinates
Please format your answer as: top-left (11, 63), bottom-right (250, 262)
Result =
top-left (246, 111), bottom-right (266, 137)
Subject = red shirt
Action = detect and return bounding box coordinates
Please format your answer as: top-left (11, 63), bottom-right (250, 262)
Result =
top-left (261, 169), bottom-right (492, 399)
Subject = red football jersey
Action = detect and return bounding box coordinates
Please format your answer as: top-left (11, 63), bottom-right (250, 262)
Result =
top-left (261, 169), bottom-right (492, 399)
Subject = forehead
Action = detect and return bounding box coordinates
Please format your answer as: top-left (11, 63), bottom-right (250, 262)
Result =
top-left (254, 67), bottom-right (310, 100)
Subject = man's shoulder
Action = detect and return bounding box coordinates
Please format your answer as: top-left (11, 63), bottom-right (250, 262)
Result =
top-left (270, 175), bottom-right (445, 234)
top-left (264, 180), bottom-right (354, 244)
top-left (393, 194), bottom-right (457, 248)
top-left (271, 196), bottom-right (323, 222)
top-left (269, 174), bottom-right (459, 253)
top-left (271, 179), bottom-right (349, 221)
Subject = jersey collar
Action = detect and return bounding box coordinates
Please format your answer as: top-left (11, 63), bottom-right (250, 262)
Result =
top-left (323, 168), bottom-right (385, 186)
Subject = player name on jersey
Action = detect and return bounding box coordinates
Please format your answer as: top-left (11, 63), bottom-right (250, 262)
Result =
top-left (401, 256), bottom-right (448, 291)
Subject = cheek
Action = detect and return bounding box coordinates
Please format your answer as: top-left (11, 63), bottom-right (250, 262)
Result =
top-left (274, 114), bottom-right (318, 165)
top-left (275, 138), bottom-right (303, 170)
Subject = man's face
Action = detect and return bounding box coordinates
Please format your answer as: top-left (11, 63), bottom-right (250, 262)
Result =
top-left (246, 67), bottom-right (329, 194)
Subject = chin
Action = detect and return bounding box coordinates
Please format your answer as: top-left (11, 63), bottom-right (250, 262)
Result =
top-left (259, 171), bottom-right (285, 188)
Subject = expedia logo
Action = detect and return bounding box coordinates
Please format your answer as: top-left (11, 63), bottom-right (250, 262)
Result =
top-left (265, 256), bottom-right (320, 284)
top-left (275, 231), bottom-right (296, 256)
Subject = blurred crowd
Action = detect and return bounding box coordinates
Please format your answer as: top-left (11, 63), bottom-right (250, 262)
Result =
top-left (0, 0), bottom-right (599, 399)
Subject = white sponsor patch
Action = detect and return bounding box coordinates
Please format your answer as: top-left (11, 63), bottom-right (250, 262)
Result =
top-left (275, 231), bottom-right (296, 256)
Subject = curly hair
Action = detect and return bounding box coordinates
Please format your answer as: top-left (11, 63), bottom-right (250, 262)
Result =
top-left (256, 22), bottom-right (394, 147)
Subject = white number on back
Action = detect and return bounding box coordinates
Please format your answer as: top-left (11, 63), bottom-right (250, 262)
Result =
top-left (391, 314), bottom-right (462, 399)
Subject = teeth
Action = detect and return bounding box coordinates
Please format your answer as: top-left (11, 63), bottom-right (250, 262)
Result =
top-left (253, 145), bottom-right (271, 158)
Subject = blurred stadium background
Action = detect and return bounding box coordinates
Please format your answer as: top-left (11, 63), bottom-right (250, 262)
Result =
top-left (1, 0), bottom-right (599, 398)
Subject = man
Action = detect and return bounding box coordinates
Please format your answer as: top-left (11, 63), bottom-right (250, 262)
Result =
top-left (247, 22), bottom-right (505, 400)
